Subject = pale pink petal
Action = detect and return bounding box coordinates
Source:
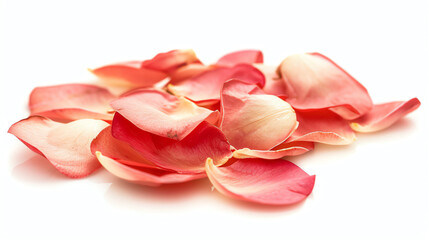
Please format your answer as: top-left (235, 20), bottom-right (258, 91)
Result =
top-left (91, 126), bottom-right (159, 169)
top-left (141, 49), bottom-right (200, 74)
top-left (111, 113), bottom-right (233, 174)
top-left (29, 84), bottom-right (115, 122)
top-left (96, 152), bottom-right (206, 187)
top-left (168, 64), bottom-right (265, 102)
top-left (220, 80), bottom-right (297, 150)
top-left (111, 89), bottom-right (219, 140)
top-left (233, 141), bottom-right (314, 159)
top-left (216, 50), bottom-right (263, 67)
top-left (169, 63), bottom-right (212, 84)
top-left (253, 64), bottom-right (287, 96)
top-left (205, 158), bottom-right (315, 205)
top-left (277, 53), bottom-right (373, 119)
top-left (287, 110), bottom-right (356, 145)
top-left (8, 116), bottom-right (109, 178)
top-left (351, 98), bottom-right (421, 133)
top-left (90, 61), bottom-right (167, 87)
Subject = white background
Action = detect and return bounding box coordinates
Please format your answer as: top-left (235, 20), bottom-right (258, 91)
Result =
top-left (1, 0), bottom-right (428, 239)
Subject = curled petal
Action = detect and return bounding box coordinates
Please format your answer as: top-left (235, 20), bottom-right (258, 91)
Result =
top-left (111, 89), bottom-right (219, 140)
top-left (29, 84), bottom-right (115, 122)
top-left (96, 152), bottom-right (206, 187)
top-left (205, 158), bottom-right (315, 205)
top-left (351, 98), bottom-right (421, 133)
top-left (277, 53), bottom-right (373, 119)
top-left (8, 116), bottom-right (109, 178)
top-left (220, 80), bottom-right (297, 150)
top-left (253, 64), bottom-right (287, 96)
top-left (90, 61), bottom-right (167, 87)
top-left (169, 63), bottom-right (212, 84)
top-left (141, 49), bottom-right (200, 74)
top-left (216, 50), bottom-right (263, 67)
top-left (112, 113), bottom-right (233, 174)
top-left (287, 110), bottom-right (356, 145)
top-left (233, 141), bottom-right (314, 159)
top-left (168, 64), bottom-right (265, 102)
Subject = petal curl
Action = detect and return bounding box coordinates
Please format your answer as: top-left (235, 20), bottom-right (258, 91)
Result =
top-left (111, 113), bottom-right (233, 174)
top-left (220, 80), bottom-right (297, 150)
top-left (205, 158), bottom-right (315, 205)
top-left (111, 89), bottom-right (219, 140)
top-left (91, 61), bottom-right (167, 87)
top-left (8, 116), bottom-right (109, 178)
top-left (287, 110), bottom-right (356, 145)
top-left (216, 50), bottom-right (263, 67)
top-left (233, 141), bottom-right (314, 159)
top-left (96, 152), bottom-right (205, 187)
top-left (29, 84), bottom-right (115, 122)
top-left (141, 49), bottom-right (200, 74)
top-left (351, 98), bottom-right (421, 133)
top-left (277, 53), bottom-right (373, 119)
top-left (168, 64), bottom-right (265, 102)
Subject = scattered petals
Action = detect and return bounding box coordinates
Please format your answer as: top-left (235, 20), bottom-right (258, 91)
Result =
top-left (351, 98), bottom-right (421, 132)
top-left (254, 64), bottom-right (287, 96)
top-left (169, 63), bottom-right (212, 84)
top-left (233, 141), bottom-right (314, 159)
top-left (141, 49), bottom-right (200, 74)
top-left (216, 50), bottom-right (263, 67)
top-left (206, 158), bottom-right (315, 205)
top-left (8, 116), bottom-right (109, 178)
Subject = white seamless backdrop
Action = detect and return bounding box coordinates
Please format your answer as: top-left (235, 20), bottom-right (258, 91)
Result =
top-left (1, 1), bottom-right (428, 240)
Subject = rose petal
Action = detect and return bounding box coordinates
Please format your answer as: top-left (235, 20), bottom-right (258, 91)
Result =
top-left (111, 113), bottom-right (233, 173)
top-left (168, 64), bottom-right (265, 102)
top-left (220, 80), bottom-right (297, 150)
top-left (90, 61), bottom-right (167, 87)
top-left (351, 98), bottom-right (421, 133)
top-left (233, 141), bottom-right (314, 159)
top-left (205, 158), bottom-right (315, 205)
top-left (8, 116), bottom-right (109, 178)
top-left (141, 49), bottom-right (200, 74)
top-left (253, 64), bottom-right (287, 96)
top-left (111, 89), bottom-right (219, 140)
top-left (216, 50), bottom-right (263, 67)
top-left (96, 152), bottom-right (206, 187)
top-left (29, 84), bottom-right (115, 122)
top-left (169, 63), bottom-right (212, 84)
top-left (287, 110), bottom-right (356, 145)
top-left (277, 53), bottom-right (373, 119)
top-left (91, 126), bottom-right (159, 169)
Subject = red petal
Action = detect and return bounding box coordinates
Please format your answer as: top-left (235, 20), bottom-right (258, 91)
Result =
top-left (91, 61), bottom-right (167, 87)
top-left (141, 49), bottom-right (200, 74)
top-left (233, 141), bottom-right (314, 159)
top-left (91, 126), bottom-right (159, 169)
top-left (206, 158), bottom-right (315, 205)
top-left (96, 152), bottom-right (206, 186)
top-left (168, 64), bottom-right (265, 102)
top-left (169, 63), bottom-right (212, 84)
top-left (8, 116), bottom-right (109, 178)
top-left (287, 110), bottom-right (356, 145)
top-left (253, 64), bottom-right (287, 96)
top-left (216, 50), bottom-right (263, 67)
top-left (111, 113), bottom-right (233, 173)
top-left (277, 53), bottom-right (373, 119)
top-left (220, 80), bottom-right (297, 150)
top-left (29, 84), bottom-right (115, 122)
top-left (351, 98), bottom-right (421, 132)
top-left (111, 89), bottom-right (219, 140)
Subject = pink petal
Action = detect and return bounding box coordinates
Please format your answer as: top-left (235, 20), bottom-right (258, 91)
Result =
top-left (216, 50), bottom-right (263, 67)
top-left (277, 53), bottom-right (373, 119)
top-left (96, 152), bottom-right (206, 186)
top-left (111, 89), bottom-right (219, 140)
top-left (253, 64), bottom-right (287, 96)
top-left (141, 49), bottom-right (200, 74)
top-left (90, 61), bottom-right (167, 87)
top-left (8, 116), bottom-right (109, 178)
top-left (111, 113), bottom-right (233, 173)
top-left (233, 141), bottom-right (314, 159)
top-left (169, 63), bottom-right (212, 84)
top-left (220, 80), bottom-right (297, 150)
top-left (91, 126), bottom-right (159, 169)
top-left (29, 84), bottom-right (115, 122)
top-left (205, 158), bottom-right (315, 205)
top-left (287, 110), bottom-right (356, 145)
top-left (351, 98), bottom-right (421, 133)
top-left (168, 64), bottom-right (265, 102)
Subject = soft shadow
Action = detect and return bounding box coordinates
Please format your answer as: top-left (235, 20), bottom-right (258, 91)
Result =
top-left (355, 118), bottom-right (417, 140)
top-left (12, 155), bottom-right (67, 183)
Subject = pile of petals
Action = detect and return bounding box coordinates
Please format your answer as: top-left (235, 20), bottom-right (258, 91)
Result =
top-left (9, 49), bottom-right (421, 205)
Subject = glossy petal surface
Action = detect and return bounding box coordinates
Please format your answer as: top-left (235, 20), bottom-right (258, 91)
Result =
top-left (217, 50), bottom-right (263, 67)
top-left (142, 49), bottom-right (200, 74)
top-left (206, 158), bottom-right (315, 205)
